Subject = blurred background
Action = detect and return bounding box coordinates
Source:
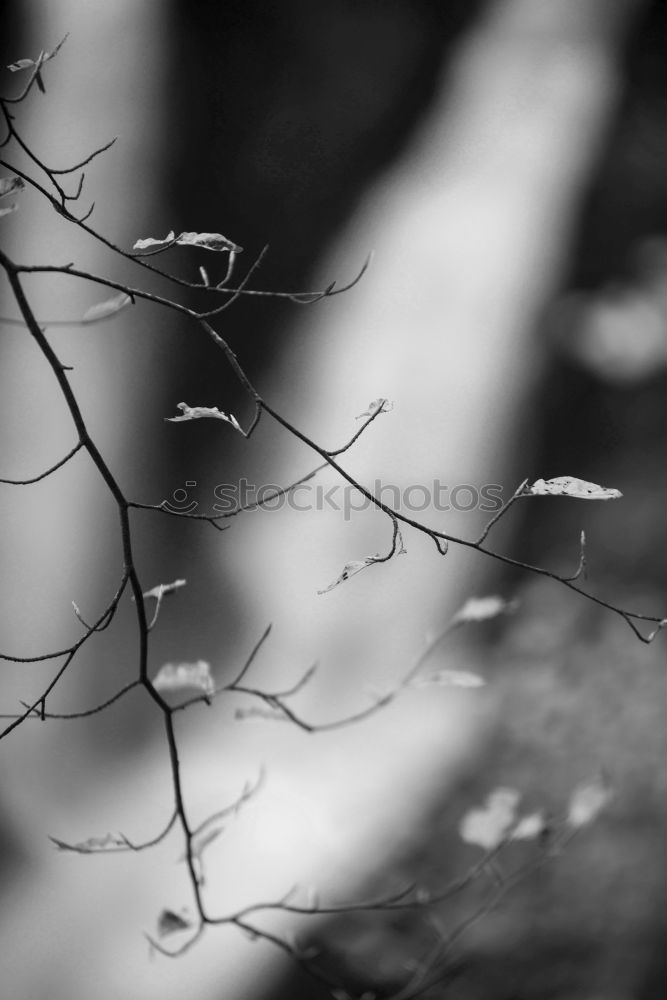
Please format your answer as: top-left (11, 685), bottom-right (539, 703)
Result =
top-left (2, 1), bottom-right (667, 997)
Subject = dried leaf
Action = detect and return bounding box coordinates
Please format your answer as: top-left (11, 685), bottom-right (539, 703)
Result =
top-left (567, 777), bottom-right (613, 829)
top-left (82, 292), bottom-right (132, 323)
top-left (143, 579), bottom-right (187, 600)
top-left (413, 669), bottom-right (485, 689)
top-left (49, 831), bottom-right (128, 853)
top-left (510, 812), bottom-right (546, 841)
top-left (153, 660), bottom-right (215, 697)
top-left (166, 401), bottom-right (242, 433)
top-left (0, 176), bottom-right (25, 199)
top-left (7, 36), bottom-right (67, 73)
top-left (459, 787), bottom-right (521, 850)
top-left (0, 204), bottom-right (18, 218)
top-left (452, 595), bottom-right (517, 625)
top-left (356, 398), bottom-right (392, 419)
top-left (133, 230), bottom-right (242, 253)
top-left (8, 58), bottom-right (37, 72)
top-left (157, 909), bottom-right (192, 938)
top-left (528, 476), bottom-right (622, 501)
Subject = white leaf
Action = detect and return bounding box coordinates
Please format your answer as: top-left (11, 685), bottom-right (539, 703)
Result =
top-left (133, 230), bottom-right (242, 253)
top-left (356, 398), bottom-right (392, 419)
top-left (143, 579), bottom-right (187, 600)
top-left (528, 476), bottom-right (622, 501)
top-left (8, 58), bottom-right (37, 72)
top-left (413, 669), bottom-right (485, 689)
top-left (566, 777), bottom-right (613, 828)
top-left (452, 595), bottom-right (517, 624)
top-left (166, 402), bottom-right (242, 433)
top-left (459, 787), bottom-right (521, 850)
top-left (0, 176), bottom-right (24, 199)
top-left (133, 230), bottom-right (176, 249)
top-left (82, 292), bottom-right (132, 323)
top-left (510, 812), bottom-right (546, 841)
top-left (153, 660), bottom-right (215, 697)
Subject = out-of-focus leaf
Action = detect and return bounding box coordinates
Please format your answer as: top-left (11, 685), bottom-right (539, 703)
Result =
top-left (459, 787), bottom-right (521, 850)
top-left (181, 823), bottom-right (225, 865)
top-left (153, 660), bottom-right (215, 697)
top-left (8, 58), bottom-right (37, 72)
top-left (528, 476), bottom-right (622, 501)
top-left (0, 176), bottom-right (24, 199)
top-left (166, 402), bottom-right (242, 433)
top-left (510, 811), bottom-right (546, 841)
top-left (452, 595), bottom-right (517, 625)
top-left (49, 831), bottom-right (128, 853)
top-left (133, 230), bottom-right (242, 253)
top-left (82, 292), bottom-right (131, 323)
top-left (356, 398), bottom-right (392, 419)
top-left (413, 669), bottom-right (485, 689)
top-left (0, 204), bottom-right (18, 218)
top-left (157, 909), bottom-right (192, 938)
top-left (567, 777), bottom-right (613, 828)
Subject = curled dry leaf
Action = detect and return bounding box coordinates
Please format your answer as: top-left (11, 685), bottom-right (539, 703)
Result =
top-left (0, 176), bottom-right (25, 199)
top-left (166, 402), bottom-right (242, 434)
top-left (157, 909), bottom-right (193, 939)
top-left (49, 831), bottom-right (128, 853)
top-left (7, 35), bottom-right (67, 73)
top-left (452, 595), bottom-right (517, 625)
top-left (142, 579), bottom-right (187, 600)
top-left (153, 660), bottom-right (215, 697)
top-left (133, 230), bottom-right (242, 253)
top-left (528, 476), bottom-right (622, 501)
top-left (318, 528), bottom-right (406, 595)
top-left (82, 292), bottom-right (132, 323)
top-left (459, 787), bottom-right (521, 850)
top-left (567, 777), bottom-right (613, 829)
top-left (356, 398), bottom-right (393, 419)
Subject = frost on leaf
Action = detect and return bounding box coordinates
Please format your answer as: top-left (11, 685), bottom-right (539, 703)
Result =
top-left (452, 595), bottom-right (517, 625)
top-left (528, 476), bottom-right (622, 501)
top-left (153, 660), bottom-right (215, 697)
top-left (459, 788), bottom-right (521, 850)
top-left (0, 176), bottom-right (25, 199)
top-left (82, 292), bottom-right (132, 323)
top-left (157, 909), bottom-right (192, 939)
top-left (166, 402), bottom-right (242, 434)
top-left (133, 230), bottom-right (242, 253)
top-left (413, 669), bottom-right (485, 689)
top-left (566, 777), bottom-right (613, 829)
top-left (356, 398), bottom-right (393, 419)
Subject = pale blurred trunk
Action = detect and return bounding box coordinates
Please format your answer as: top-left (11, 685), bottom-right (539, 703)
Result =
top-left (0, 1), bottom-right (637, 998)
